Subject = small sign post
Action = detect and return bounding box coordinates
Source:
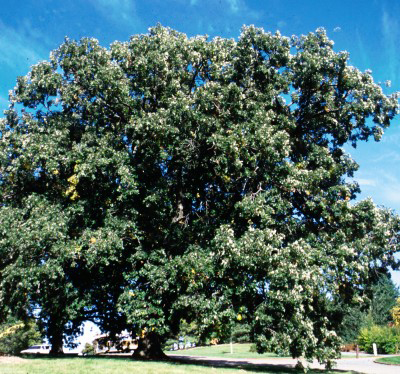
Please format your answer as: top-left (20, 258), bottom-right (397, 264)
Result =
top-left (372, 343), bottom-right (378, 356)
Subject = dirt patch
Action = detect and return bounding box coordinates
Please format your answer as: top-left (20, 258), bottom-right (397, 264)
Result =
top-left (0, 355), bottom-right (26, 363)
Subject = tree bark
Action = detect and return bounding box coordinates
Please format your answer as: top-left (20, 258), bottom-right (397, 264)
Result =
top-left (48, 323), bottom-right (64, 355)
top-left (132, 331), bottom-right (167, 360)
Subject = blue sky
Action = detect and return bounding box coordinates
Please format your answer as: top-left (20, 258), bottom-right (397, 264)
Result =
top-left (1, 0), bottom-right (400, 288)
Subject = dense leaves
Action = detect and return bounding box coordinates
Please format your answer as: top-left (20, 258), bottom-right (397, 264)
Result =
top-left (392, 298), bottom-right (400, 326)
top-left (358, 325), bottom-right (400, 354)
top-left (0, 316), bottom-right (41, 355)
top-left (0, 25), bottom-right (399, 365)
top-left (370, 275), bottom-right (399, 326)
top-left (336, 275), bottom-right (398, 343)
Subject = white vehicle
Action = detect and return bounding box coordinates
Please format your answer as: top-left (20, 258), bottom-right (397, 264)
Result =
top-left (20, 344), bottom-right (51, 354)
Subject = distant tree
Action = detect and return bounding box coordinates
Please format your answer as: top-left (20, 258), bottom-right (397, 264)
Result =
top-left (1, 25), bottom-right (399, 367)
top-left (0, 316), bottom-right (41, 355)
top-left (336, 275), bottom-right (398, 343)
top-left (231, 323), bottom-right (251, 343)
top-left (370, 275), bottom-right (399, 325)
top-left (336, 303), bottom-right (367, 344)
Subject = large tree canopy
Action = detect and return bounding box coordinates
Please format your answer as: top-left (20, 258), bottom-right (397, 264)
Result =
top-left (0, 25), bottom-right (399, 364)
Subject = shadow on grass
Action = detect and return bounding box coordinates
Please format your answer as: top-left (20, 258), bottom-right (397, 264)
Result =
top-left (168, 356), bottom-right (362, 373)
top-left (18, 353), bottom-right (363, 373)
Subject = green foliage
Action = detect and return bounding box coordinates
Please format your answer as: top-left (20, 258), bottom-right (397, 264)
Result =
top-left (163, 338), bottom-right (178, 350)
top-left (249, 343), bottom-right (257, 353)
top-left (162, 319), bottom-right (199, 350)
top-left (391, 298), bottom-right (400, 326)
top-left (370, 275), bottom-right (399, 325)
top-left (231, 323), bottom-right (251, 343)
top-left (1, 24), bottom-right (400, 365)
top-left (335, 275), bottom-right (398, 343)
top-left (0, 317), bottom-right (41, 355)
top-left (336, 305), bottom-right (367, 344)
top-left (358, 325), bottom-right (400, 354)
top-left (81, 343), bottom-right (95, 356)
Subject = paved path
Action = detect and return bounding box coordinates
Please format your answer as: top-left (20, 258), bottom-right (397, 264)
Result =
top-left (168, 354), bottom-right (400, 373)
top-left (329, 357), bottom-right (398, 374)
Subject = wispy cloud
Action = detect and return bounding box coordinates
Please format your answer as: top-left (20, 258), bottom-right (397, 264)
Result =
top-left (381, 9), bottom-right (400, 85)
top-left (382, 186), bottom-right (400, 204)
top-left (380, 130), bottom-right (400, 145)
top-left (372, 150), bottom-right (400, 163)
top-left (354, 28), bottom-right (371, 70)
top-left (226, 0), bottom-right (240, 13)
top-left (277, 21), bottom-right (287, 30)
top-left (189, 0), bottom-right (261, 19)
top-left (0, 20), bottom-right (48, 73)
top-left (357, 178), bottom-right (377, 187)
top-left (0, 95), bottom-right (9, 112)
top-left (353, 169), bottom-right (400, 212)
top-left (90, 0), bottom-right (143, 30)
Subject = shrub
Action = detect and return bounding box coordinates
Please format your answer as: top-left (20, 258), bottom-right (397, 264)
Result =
top-left (249, 343), bottom-right (257, 352)
top-left (81, 343), bottom-right (95, 356)
top-left (231, 324), bottom-right (251, 343)
top-left (163, 338), bottom-right (178, 350)
top-left (0, 319), bottom-right (41, 355)
top-left (358, 325), bottom-right (400, 354)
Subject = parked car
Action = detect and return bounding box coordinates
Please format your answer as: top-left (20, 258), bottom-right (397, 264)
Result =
top-left (20, 344), bottom-right (51, 354)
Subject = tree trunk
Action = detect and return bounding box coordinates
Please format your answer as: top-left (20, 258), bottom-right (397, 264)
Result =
top-left (132, 331), bottom-right (167, 360)
top-left (48, 324), bottom-right (64, 355)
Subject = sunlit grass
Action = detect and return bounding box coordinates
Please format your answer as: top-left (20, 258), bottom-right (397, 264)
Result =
top-left (166, 343), bottom-right (286, 359)
top-left (0, 355), bottom-right (353, 374)
top-left (375, 356), bottom-right (400, 365)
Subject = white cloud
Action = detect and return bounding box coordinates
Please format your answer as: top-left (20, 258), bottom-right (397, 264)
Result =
top-left (90, 0), bottom-right (143, 30)
top-left (351, 167), bottom-right (400, 212)
top-left (381, 9), bottom-right (400, 85)
top-left (277, 20), bottom-right (287, 29)
top-left (381, 187), bottom-right (400, 204)
top-left (0, 95), bottom-right (8, 106)
top-left (372, 150), bottom-right (400, 163)
top-left (357, 178), bottom-right (377, 187)
top-left (380, 130), bottom-right (400, 145)
top-left (224, 0), bottom-right (261, 18)
top-left (374, 176), bottom-right (400, 208)
top-left (0, 95), bottom-right (9, 113)
top-left (0, 21), bottom-right (48, 73)
top-left (333, 26), bottom-right (341, 32)
top-left (226, 0), bottom-right (240, 13)
top-left (354, 28), bottom-right (371, 69)
top-left (378, 170), bottom-right (400, 184)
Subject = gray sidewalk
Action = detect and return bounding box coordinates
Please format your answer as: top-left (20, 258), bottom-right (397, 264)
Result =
top-left (169, 353), bottom-right (400, 373)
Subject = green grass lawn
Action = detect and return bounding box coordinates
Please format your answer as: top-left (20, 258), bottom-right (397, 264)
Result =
top-left (166, 344), bottom-right (371, 360)
top-left (375, 356), bottom-right (400, 365)
top-left (0, 355), bottom-right (352, 374)
top-left (166, 343), bottom-right (285, 359)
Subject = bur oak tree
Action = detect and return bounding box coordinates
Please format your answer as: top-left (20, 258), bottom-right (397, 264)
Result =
top-left (1, 25), bottom-right (399, 365)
